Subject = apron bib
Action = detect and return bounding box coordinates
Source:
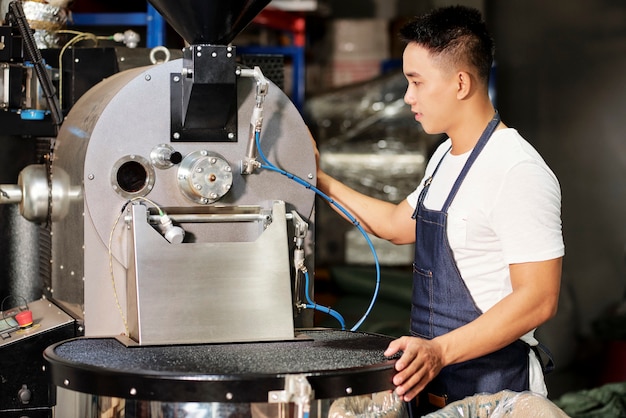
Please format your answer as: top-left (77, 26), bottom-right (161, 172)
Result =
top-left (410, 113), bottom-right (531, 409)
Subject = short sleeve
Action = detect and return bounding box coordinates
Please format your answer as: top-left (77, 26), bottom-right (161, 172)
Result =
top-left (490, 161), bottom-right (564, 263)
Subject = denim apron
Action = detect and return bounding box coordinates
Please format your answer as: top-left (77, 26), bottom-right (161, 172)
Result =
top-left (410, 113), bottom-right (531, 410)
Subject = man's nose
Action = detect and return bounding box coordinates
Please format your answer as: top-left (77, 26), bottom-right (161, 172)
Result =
top-left (404, 89), bottom-right (413, 105)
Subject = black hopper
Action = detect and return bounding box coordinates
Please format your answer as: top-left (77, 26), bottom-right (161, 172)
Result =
top-left (148, 0), bottom-right (271, 142)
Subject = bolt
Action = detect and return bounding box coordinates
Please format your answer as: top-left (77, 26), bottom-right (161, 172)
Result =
top-left (307, 173), bottom-right (314, 179)
top-left (173, 132), bottom-right (181, 139)
top-left (145, 74), bottom-right (151, 81)
top-left (88, 174), bottom-right (95, 180)
top-left (228, 132), bottom-right (235, 139)
top-left (173, 75), bottom-right (180, 82)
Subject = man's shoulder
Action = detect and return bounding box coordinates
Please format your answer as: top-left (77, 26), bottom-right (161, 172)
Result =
top-left (483, 128), bottom-right (547, 167)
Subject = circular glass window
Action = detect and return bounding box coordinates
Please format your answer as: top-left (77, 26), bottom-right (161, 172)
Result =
top-left (110, 155), bottom-right (155, 198)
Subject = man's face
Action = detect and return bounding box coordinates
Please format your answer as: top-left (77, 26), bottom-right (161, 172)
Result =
top-left (402, 43), bottom-right (458, 135)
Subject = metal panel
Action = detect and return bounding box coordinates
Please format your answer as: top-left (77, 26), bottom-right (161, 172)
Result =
top-left (126, 201), bottom-right (295, 345)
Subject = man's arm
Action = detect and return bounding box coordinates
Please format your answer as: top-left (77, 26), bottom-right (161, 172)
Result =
top-left (384, 257), bottom-right (562, 401)
top-left (316, 170), bottom-right (417, 245)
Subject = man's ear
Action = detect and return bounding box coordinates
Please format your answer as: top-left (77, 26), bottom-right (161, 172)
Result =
top-left (456, 71), bottom-right (472, 100)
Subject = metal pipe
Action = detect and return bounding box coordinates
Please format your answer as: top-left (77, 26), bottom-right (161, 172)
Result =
top-left (147, 213), bottom-right (276, 224)
top-left (0, 185), bottom-right (22, 204)
top-left (239, 66), bottom-right (269, 174)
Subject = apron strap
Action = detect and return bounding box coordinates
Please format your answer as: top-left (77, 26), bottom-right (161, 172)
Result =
top-left (441, 112), bottom-right (500, 212)
top-left (531, 342), bottom-right (556, 374)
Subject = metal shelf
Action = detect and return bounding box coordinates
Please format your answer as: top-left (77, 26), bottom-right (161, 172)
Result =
top-left (243, 7), bottom-right (307, 111)
top-left (71, 4), bottom-right (165, 47)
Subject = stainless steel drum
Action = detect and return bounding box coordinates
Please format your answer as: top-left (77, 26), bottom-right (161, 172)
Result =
top-left (44, 329), bottom-right (408, 417)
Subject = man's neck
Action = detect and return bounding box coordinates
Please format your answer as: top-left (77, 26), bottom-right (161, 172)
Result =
top-left (447, 102), bottom-right (499, 155)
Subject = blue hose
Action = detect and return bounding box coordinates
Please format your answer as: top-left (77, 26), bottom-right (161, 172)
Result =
top-left (303, 270), bottom-right (345, 329)
top-left (255, 131), bottom-right (381, 331)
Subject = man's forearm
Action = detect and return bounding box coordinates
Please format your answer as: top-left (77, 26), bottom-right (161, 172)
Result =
top-left (317, 171), bottom-right (416, 244)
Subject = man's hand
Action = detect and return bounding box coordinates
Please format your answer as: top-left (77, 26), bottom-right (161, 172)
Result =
top-left (384, 336), bottom-right (445, 401)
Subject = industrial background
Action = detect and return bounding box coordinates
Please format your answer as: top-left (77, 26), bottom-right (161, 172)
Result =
top-left (0, 0), bottom-right (624, 416)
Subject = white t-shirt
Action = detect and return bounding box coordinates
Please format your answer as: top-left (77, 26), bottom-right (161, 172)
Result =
top-left (406, 128), bottom-right (565, 395)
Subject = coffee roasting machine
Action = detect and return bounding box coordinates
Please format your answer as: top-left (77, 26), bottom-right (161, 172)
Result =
top-left (0, 0), bottom-right (406, 416)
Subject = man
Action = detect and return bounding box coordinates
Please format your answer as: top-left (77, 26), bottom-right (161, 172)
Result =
top-left (313, 5), bottom-right (564, 413)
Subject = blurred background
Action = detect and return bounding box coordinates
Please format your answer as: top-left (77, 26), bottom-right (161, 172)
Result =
top-left (1, 0), bottom-right (624, 409)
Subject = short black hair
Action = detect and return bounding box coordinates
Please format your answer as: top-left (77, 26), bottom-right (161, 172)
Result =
top-left (399, 6), bottom-right (494, 84)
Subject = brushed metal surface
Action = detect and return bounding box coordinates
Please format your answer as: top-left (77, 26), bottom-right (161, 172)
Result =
top-left (127, 201), bottom-right (294, 345)
top-left (51, 57), bottom-right (316, 338)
